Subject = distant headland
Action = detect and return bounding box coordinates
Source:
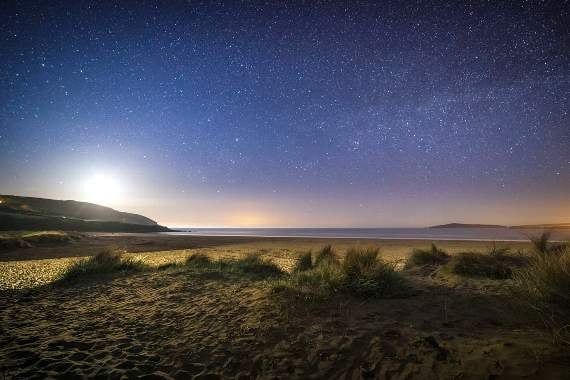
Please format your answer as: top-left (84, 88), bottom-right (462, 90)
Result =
top-left (0, 195), bottom-right (171, 232)
top-left (430, 222), bottom-right (570, 229)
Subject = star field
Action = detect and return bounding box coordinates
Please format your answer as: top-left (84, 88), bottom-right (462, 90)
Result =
top-left (0, 1), bottom-right (568, 227)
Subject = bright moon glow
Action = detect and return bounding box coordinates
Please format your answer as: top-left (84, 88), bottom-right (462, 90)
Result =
top-left (82, 174), bottom-right (123, 206)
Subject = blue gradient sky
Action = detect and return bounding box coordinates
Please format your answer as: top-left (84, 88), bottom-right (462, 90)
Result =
top-left (1, 1), bottom-right (568, 227)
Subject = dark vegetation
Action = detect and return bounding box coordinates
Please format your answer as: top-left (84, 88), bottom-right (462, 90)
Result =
top-left (405, 243), bottom-right (450, 268)
top-left (448, 251), bottom-right (527, 279)
top-left (405, 243), bottom-right (527, 279)
top-left (293, 250), bottom-right (313, 272)
top-left (512, 232), bottom-right (570, 344)
top-left (58, 249), bottom-right (150, 283)
top-left (185, 252), bottom-right (284, 278)
top-left (273, 246), bottom-right (409, 299)
top-left (313, 244), bottom-right (339, 267)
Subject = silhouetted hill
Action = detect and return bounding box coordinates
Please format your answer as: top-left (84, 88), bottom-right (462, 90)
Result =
top-left (430, 222), bottom-right (570, 230)
top-left (0, 195), bottom-right (170, 232)
top-left (429, 223), bottom-right (507, 229)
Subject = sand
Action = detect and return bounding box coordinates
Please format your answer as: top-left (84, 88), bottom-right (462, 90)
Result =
top-left (1, 234), bottom-right (569, 379)
top-left (0, 234), bottom-right (529, 290)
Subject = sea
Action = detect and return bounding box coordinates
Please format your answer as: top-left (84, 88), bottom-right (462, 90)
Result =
top-left (165, 227), bottom-right (570, 242)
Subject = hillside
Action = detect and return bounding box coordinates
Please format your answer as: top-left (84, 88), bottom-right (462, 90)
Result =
top-left (0, 195), bottom-right (170, 232)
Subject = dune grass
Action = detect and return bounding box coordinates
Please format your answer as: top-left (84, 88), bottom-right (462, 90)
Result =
top-left (342, 247), bottom-right (408, 297)
top-left (185, 252), bottom-right (214, 268)
top-left (314, 245), bottom-right (339, 267)
top-left (273, 246), bottom-right (409, 299)
top-left (528, 231), bottom-right (567, 257)
top-left (185, 252), bottom-right (284, 278)
top-left (405, 243), bottom-right (449, 268)
top-left (447, 248), bottom-right (528, 279)
top-left (58, 249), bottom-right (149, 283)
top-left (293, 250), bottom-right (313, 272)
top-left (512, 238), bottom-right (570, 344)
top-left (343, 247), bottom-right (379, 276)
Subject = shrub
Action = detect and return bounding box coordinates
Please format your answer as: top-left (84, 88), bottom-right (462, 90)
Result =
top-left (293, 250), bottom-right (313, 272)
top-left (314, 245), bottom-right (339, 267)
top-left (405, 243), bottom-right (449, 268)
top-left (59, 249), bottom-right (148, 283)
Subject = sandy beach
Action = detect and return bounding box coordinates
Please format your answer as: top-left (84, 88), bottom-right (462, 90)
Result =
top-left (1, 233), bottom-right (569, 379)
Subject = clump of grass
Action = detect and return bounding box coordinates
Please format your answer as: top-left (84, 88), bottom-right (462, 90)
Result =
top-left (343, 247), bottom-right (380, 277)
top-left (530, 231), bottom-right (551, 255)
top-left (275, 263), bottom-right (345, 297)
top-left (512, 243), bottom-right (570, 344)
top-left (514, 246), bottom-right (570, 308)
top-left (231, 253), bottom-right (284, 277)
top-left (58, 249), bottom-right (148, 283)
top-left (529, 231), bottom-right (566, 257)
top-left (449, 252), bottom-right (512, 279)
top-left (342, 247), bottom-right (408, 297)
top-left (185, 252), bottom-right (214, 268)
top-left (405, 243), bottom-right (449, 268)
top-left (185, 252), bottom-right (284, 278)
top-left (345, 260), bottom-right (408, 297)
top-left (488, 242), bottom-right (510, 257)
top-left (314, 245), bottom-right (339, 267)
top-left (447, 248), bottom-right (527, 279)
top-left (293, 250), bottom-right (313, 272)
top-left (273, 246), bottom-right (409, 299)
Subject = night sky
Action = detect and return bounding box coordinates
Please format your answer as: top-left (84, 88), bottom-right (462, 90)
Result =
top-left (1, 1), bottom-right (568, 227)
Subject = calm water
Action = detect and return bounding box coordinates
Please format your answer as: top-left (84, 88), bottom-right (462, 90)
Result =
top-left (166, 228), bottom-right (570, 242)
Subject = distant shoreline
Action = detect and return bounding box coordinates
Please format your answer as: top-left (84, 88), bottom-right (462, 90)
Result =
top-left (430, 223), bottom-right (570, 229)
top-left (164, 227), bottom-right (570, 242)
top-left (165, 232), bottom-right (535, 242)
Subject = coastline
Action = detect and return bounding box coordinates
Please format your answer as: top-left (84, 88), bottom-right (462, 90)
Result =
top-left (163, 232), bottom-right (554, 242)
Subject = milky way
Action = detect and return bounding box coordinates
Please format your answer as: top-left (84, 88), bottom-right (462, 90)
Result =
top-left (0, 1), bottom-right (568, 227)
